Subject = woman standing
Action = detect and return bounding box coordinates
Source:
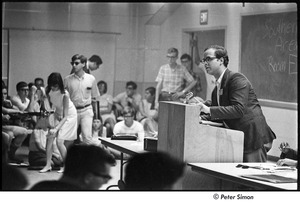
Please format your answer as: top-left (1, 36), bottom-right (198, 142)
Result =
top-left (40, 72), bottom-right (77, 173)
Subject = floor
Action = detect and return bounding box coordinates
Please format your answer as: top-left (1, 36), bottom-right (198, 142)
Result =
top-left (12, 145), bottom-right (121, 190)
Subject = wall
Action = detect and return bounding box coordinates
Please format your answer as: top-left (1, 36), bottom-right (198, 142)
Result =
top-left (157, 3), bottom-right (297, 157)
top-left (3, 2), bottom-right (297, 158)
top-left (2, 2), bottom-right (157, 97)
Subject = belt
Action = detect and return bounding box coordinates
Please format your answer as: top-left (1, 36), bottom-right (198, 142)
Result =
top-left (161, 91), bottom-right (176, 95)
top-left (76, 103), bottom-right (91, 110)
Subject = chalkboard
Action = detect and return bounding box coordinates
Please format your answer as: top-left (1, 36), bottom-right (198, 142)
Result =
top-left (241, 12), bottom-right (297, 103)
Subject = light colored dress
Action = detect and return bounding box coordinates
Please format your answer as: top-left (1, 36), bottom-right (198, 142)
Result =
top-left (48, 90), bottom-right (77, 140)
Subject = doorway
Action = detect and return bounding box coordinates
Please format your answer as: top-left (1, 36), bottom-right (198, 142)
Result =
top-left (183, 28), bottom-right (225, 100)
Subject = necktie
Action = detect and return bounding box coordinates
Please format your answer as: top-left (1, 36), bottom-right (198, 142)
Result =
top-left (216, 81), bottom-right (220, 106)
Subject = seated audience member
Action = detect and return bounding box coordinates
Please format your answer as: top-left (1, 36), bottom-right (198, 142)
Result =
top-left (111, 106), bottom-right (144, 159)
top-left (27, 82), bottom-right (41, 113)
top-left (136, 87), bottom-right (158, 137)
top-left (30, 144), bottom-right (116, 190)
top-left (113, 81), bottom-right (142, 119)
top-left (2, 84), bottom-right (17, 110)
top-left (92, 118), bottom-right (107, 139)
top-left (97, 80), bottom-right (116, 137)
top-left (2, 114), bottom-right (30, 163)
top-left (2, 163), bottom-right (28, 190)
top-left (2, 85), bottom-right (31, 163)
top-left (124, 152), bottom-right (186, 190)
top-left (277, 142), bottom-right (298, 168)
top-left (80, 118), bottom-right (107, 143)
top-left (113, 106), bottom-right (144, 142)
top-left (28, 128), bottom-right (63, 169)
top-left (34, 77), bottom-right (45, 105)
top-left (34, 77), bottom-right (45, 89)
top-left (70, 54), bottom-right (103, 74)
top-left (10, 81), bottom-right (36, 112)
top-left (10, 81), bottom-right (37, 129)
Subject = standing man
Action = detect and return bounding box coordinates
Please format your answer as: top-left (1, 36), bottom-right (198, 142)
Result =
top-left (64, 54), bottom-right (101, 146)
top-left (192, 35), bottom-right (217, 101)
top-left (196, 45), bottom-right (276, 162)
top-left (70, 54), bottom-right (102, 74)
top-left (180, 53), bottom-right (206, 100)
top-left (155, 47), bottom-right (196, 108)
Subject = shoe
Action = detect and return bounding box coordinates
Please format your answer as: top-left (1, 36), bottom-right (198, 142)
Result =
top-left (57, 167), bottom-right (64, 173)
top-left (8, 156), bottom-right (24, 164)
top-left (39, 166), bottom-right (52, 173)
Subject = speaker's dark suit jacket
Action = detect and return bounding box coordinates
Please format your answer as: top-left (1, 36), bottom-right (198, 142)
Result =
top-left (205, 69), bottom-right (276, 153)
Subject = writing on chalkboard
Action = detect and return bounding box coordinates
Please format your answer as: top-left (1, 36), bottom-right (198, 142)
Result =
top-left (264, 18), bottom-right (297, 75)
top-left (241, 12), bottom-right (297, 103)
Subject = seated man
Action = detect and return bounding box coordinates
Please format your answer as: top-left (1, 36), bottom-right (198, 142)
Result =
top-left (2, 85), bottom-right (31, 163)
top-left (110, 106), bottom-right (144, 159)
top-left (10, 81), bottom-right (37, 112)
top-left (30, 144), bottom-right (116, 190)
top-left (113, 106), bottom-right (144, 142)
top-left (113, 81), bottom-right (142, 120)
top-left (2, 114), bottom-right (31, 164)
top-left (124, 151), bottom-right (186, 190)
top-left (10, 81), bottom-right (38, 128)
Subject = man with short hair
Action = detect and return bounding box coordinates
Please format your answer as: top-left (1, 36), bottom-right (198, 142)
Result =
top-left (70, 54), bottom-right (103, 74)
top-left (196, 45), bottom-right (276, 162)
top-left (30, 144), bottom-right (116, 190)
top-left (113, 106), bottom-right (145, 142)
top-left (113, 81), bottom-right (142, 119)
top-left (10, 81), bottom-right (31, 111)
top-left (155, 47), bottom-right (196, 107)
top-left (34, 78), bottom-right (44, 89)
top-left (180, 53), bottom-right (206, 100)
top-left (64, 54), bottom-right (101, 146)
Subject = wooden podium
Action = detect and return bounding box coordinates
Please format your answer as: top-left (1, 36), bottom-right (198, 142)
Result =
top-left (157, 101), bottom-right (244, 189)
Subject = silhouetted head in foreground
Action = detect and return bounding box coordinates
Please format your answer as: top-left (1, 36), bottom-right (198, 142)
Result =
top-left (124, 151), bottom-right (186, 190)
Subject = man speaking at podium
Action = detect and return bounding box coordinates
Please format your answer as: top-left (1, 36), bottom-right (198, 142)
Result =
top-left (195, 45), bottom-right (276, 163)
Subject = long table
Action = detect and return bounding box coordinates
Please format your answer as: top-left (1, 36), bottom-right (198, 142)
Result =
top-left (188, 162), bottom-right (298, 190)
top-left (99, 137), bottom-right (145, 183)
